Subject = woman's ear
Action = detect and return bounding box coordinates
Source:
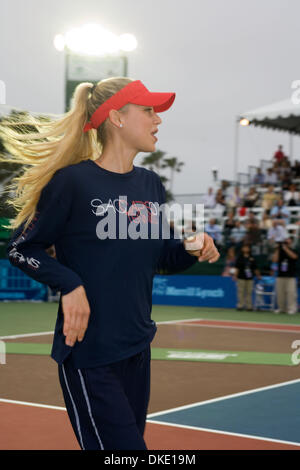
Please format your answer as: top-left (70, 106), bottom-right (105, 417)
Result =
top-left (108, 109), bottom-right (123, 128)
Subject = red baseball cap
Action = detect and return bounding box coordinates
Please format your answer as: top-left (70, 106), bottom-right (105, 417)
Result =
top-left (83, 80), bottom-right (176, 132)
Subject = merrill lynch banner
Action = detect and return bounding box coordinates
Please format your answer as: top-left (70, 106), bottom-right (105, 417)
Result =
top-left (152, 275), bottom-right (237, 308)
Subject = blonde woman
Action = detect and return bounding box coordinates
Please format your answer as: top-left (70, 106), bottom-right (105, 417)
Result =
top-left (0, 77), bottom-right (219, 450)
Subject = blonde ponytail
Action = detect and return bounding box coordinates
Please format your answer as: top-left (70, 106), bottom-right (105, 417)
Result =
top-left (0, 76), bottom-right (133, 232)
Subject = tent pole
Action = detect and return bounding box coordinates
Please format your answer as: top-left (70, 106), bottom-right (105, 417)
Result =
top-left (233, 118), bottom-right (239, 183)
top-left (289, 134), bottom-right (293, 162)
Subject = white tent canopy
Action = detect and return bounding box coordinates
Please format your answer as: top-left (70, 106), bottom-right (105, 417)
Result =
top-left (239, 98), bottom-right (300, 135)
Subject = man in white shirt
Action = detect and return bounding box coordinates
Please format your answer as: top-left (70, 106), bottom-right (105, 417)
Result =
top-left (267, 220), bottom-right (288, 243)
top-left (203, 187), bottom-right (216, 209)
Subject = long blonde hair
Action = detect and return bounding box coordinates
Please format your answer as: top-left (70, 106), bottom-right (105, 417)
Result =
top-left (0, 76), bottom-right (133, 232)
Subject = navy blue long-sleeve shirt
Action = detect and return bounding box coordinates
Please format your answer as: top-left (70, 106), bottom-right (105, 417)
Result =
top-left (6, 159), bottom-right (197, 367)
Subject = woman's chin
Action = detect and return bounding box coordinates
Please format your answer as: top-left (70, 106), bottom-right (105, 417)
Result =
top-left (139, 143), bottom-right (156, 153)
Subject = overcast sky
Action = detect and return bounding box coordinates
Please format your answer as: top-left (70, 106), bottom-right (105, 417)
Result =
top-left (1, 0), bottom-right (300, 195)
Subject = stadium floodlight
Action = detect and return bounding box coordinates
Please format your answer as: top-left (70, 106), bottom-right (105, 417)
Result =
top-left (118, 34), bottom-right (138, 52)
top-left (54, 24), bottom-right (138, 56)
top-left (53, 34), bottom-right (65, 52)
top-left (239, 118), bottom-right (250, 126)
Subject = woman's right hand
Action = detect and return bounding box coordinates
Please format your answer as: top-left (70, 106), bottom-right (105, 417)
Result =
top-left (61, 285), bottom-right (91, 347)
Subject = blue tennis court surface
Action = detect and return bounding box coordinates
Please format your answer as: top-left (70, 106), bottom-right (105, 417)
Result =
top-left (149, 379), bottom-right (300, 445)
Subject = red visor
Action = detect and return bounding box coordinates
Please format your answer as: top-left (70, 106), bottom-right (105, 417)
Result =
top-left (83, 80), bottom-right (175, 132)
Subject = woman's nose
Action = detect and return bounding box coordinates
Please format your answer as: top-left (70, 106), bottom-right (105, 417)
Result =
top-left (154, 113), bottom-right (162, 125)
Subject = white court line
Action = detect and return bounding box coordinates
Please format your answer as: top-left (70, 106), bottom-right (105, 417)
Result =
top-left (1, 395), bottom-right (300, 448)
top-left (0, 319), bottom-right (201, 340)
top-left (146, 419), bottom-right (300, 448)
top-left (0, 331), bottom-right (53, 340)
top-left (156, 318), bottom-right (202, 325)
top-left (180, 318), bottom-right (300, 327)
top-left (2, 316), bottom-right (300, 339)
top-left (0, 397), bottom-right (66, 410)
top-left (3, 378), bottom-right (300, 415)
top-left (171, 323), bottom-right (300, 334)
top-left (147, 377), bottom-right (300, 418)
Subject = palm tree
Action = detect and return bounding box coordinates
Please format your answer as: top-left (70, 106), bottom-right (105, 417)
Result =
top-left (161, 157), bottom-right (185, 193)
top-left (141, 150), bottom-right (166, 175)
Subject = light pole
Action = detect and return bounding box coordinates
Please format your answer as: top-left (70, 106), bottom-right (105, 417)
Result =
top-left (54, 25), bottom-right (137, 112)
top-left (233, 116), bottom-right (249, 183)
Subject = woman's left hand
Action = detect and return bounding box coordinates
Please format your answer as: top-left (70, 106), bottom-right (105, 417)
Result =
top-left (183, 232), bottom-right (220, 263)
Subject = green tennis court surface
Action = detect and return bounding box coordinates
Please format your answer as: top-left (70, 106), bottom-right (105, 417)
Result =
top-left (3, 342), bottom-right (296, 366)
top-left (1, 302), bottom-right (300, 337)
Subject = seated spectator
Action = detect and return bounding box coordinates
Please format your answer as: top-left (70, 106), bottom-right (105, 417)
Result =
top-left (291, 160), bottom-right (300, 178)
top-left (205, 218), bottom-right (222, 247)
top-left (244, 214), bottom-right (261, 245)
top-left (264, 168), bottom-right (278, 185)
top-left (284, 184), bottom-right (300, 206)
top-left (230, 220), bottom-right (246, 248)
top-left (278, 170), bottom-right (292, 191)
top-left (226, 186), bottom-right (242, 210)
top-left (267, 220), bottom-right (288, 244)
top-left (222, 246), bottom-right (236, 277)
top-left (224, 210), bottom-right (236, 247)
top-left (259, 210), bottom-right (273, 231)
top-left (215, 188), bottom-right (226, 206)
top-left (224, 210), bottom-right (236, 231)
top-left (244, 186), bottom-right (259, 208)
top-left (214, 189), bottom-right (227, 215)
top-left (262, 185), bottom-right (279, 210)
top-left (270, 199), bottom-right (290, 223)
top-left (273, 145), bottom-right (285, 164)
top-left (202, 187), bottom-right (216, 209)
top-left (252, 168), bottom-right (265, 185)
top-left (245, 211), bottom-right (258, 226)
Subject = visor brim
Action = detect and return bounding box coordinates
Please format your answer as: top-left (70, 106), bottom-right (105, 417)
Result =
top-left (130, 92), bottom-right (176, 112)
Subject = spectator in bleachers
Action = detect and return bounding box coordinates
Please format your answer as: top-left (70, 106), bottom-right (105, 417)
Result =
top-left (278, 168), bottom-right (292, 191)
top-left (244, 213), bottom-right (261, 246)
top-left (226, 186), bottom-right (242, 210)
top-left (265, 168), bottom-right (278, 185)
top-left (284, 183), bottom-right (300, 206)
top-left (205, 218), bottom-right (222, 248)
top-left (273, 145), bottom-right (285, 164)
top-left (220, 180), bottom-right (230, 195)
top-left (244, 186), bottom-right (259, 208)
top-left (203, 187), bottom-right (216, 209)
top-left (222, 246), bottom-right (236, 277)
top-left (215, 189), bottom-right (227, 215)
top-left (252, 168), bottom-right (265, 185)
top-left (230, 220), bottom-right (246, 249)
top-left (262, 185), bottom-right (279, 210)
top-left (259, 210), bottom-right (273, 231)
top-left (233, 243), bottom-right (261, 311)
top-left (272, 238), bottom-right (298, 314)
top-left (267, 220), bottom-right (288, 245)
top-left (224, 210), bottom-right (236, 231)
top-left (245, 211), bottom-right (258, 226)
top-left (270, 199), bottom-right (290, 224)
top-left (292, 160), bottom-right (300, 178)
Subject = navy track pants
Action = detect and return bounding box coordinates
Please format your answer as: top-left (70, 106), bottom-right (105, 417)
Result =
top-left (58, 345), bottom-right (151, 450)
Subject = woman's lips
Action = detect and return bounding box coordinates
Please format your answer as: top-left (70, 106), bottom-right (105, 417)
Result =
top-left (151, 131), bottom-right (158, 142)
